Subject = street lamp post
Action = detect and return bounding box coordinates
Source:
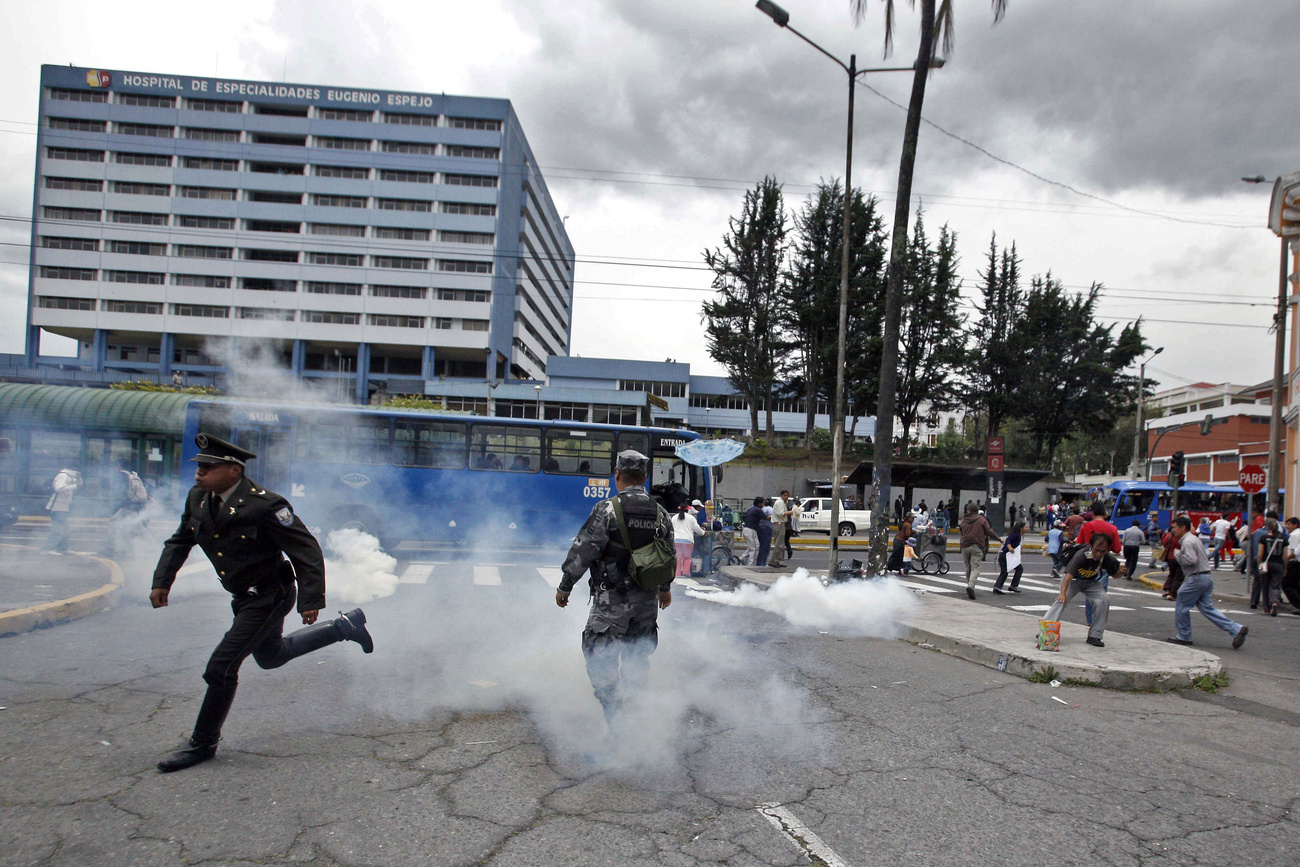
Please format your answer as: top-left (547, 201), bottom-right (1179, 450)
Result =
top-left (1243, 174), bottom-right (1298, 511)
top-left (756, 0), bottom-right (942, 578)
top-left (534, 383), bottom-right (543, 420)
top-left (1131, 346), bottom-right (1163, 478)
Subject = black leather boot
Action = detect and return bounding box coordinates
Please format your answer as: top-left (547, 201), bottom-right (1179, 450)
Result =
top-left (334, 608), bottom-right (373, 653)
top-left (158, 683), bottom-right (236, 772)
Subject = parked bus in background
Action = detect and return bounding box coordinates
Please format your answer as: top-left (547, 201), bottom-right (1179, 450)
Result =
top-left (184, 399), bottom-right (712, 548)
top-left (1105, 480), bottom-right (1283, 533)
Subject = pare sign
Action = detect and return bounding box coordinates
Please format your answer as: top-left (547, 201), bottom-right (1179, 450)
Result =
top-left (1239, 465), bottom-right (1266, 494)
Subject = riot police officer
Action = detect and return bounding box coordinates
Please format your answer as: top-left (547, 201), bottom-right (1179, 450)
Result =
top-left (150, 435), bottom-right (373, 772)
top-left (556, 450), bottom-right (673, 727)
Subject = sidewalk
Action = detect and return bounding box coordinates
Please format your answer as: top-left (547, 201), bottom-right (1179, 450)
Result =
top-left (719, 564), bottom-right (1223, 691)
top-left (0, 546), bottom-right (123, 637)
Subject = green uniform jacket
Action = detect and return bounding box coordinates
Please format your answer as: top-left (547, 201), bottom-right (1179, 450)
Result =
top-left (152, 476), bottom-right (326, 612)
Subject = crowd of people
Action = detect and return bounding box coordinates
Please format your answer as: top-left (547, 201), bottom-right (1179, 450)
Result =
top-left (740, 492), bottom-right (801, 568)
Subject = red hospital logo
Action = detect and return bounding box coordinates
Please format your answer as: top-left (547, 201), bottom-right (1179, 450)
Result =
top-left (85, 70), bottom-right (111, 88)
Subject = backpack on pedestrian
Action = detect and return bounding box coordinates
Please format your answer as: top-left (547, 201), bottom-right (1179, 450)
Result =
top-left (126, 471), bottom-right (148, 504)
top-left (611, 498), bottom-right (676, 591)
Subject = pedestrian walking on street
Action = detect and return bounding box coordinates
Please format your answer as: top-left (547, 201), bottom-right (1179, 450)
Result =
top-left (1209, 513), bottom-right (1232, 569)
top-left (1256, 518), bottom-right (1288, 617)
top-left (671, 504), bottom-right (704, 578)
top-left (784, 497), bottom-right (801, 560)
top-left (741, 497), bottom-right (763, 567)
top-left (1122, 518), bottom-right (1144, 580)
top-left (768, 491), bottom-right (790, 567)
top-left (557, 450), bottom-right (674, 729)
top-left (756, 505), bottom-right (773, 567)
top-left (959, 502), bottom-right (1000, 599)
top-left (41, 466), bottom-right (82, 554)
top-left (894, 496), bottom-right (904, 527)
top-left (1044, 533), bottom-right (1127, 648)
top-left (1046, 522), bottom-right (1065, 571)
top-left (151, 435), bottom-right (373, 773)
top-left (993, 520), bottom-right (1025, 593)
top-left (1160, 526), bottom-right (1185, 600)
top-left (1249, 510), bottom-right (1280, 607)
top-left (1166, 515), bottom-right (1247, 649)
top-left (1282, 516), bottom-right (1300, 613)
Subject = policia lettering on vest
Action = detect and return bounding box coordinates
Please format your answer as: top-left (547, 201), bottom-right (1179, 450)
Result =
top-left (556, 449), bottom-right (675, 728)
top-left (149, 435), bottom-right (375, 773)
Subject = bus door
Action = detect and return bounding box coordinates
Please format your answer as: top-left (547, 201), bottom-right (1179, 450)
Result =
top-left (232, 425), bottom-right (294, 494)
top-left (650, 433), bottom-right (704, 509)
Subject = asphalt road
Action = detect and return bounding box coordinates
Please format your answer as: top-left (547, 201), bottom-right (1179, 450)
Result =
top-left (3, 526), bottom-right (1299, 865)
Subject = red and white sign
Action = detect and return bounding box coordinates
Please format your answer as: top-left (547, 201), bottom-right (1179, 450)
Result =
top-left (987, 454), bottom-right (1004, 472)
top-left (1239, 464), bottom-right (1266, 494)
top-left (987, 437), bottom-right (1004, 455)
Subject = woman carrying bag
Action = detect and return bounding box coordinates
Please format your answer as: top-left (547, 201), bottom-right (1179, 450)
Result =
top-left (672, 504), bottom-right (705, 578)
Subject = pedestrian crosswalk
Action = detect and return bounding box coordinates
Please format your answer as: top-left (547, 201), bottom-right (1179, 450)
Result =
top-left (396, 560), bottom-right (561, 590)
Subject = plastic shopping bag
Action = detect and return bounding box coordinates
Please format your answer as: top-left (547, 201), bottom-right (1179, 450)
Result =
top-left (1037, 619), bottom-right (1061, 652)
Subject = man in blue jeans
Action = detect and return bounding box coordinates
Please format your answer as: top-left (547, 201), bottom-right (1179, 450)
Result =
top-left (1166, 515), bottom-right (1248, 649)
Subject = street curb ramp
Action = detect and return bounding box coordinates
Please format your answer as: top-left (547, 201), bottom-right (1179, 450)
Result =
top-left (0, 552), bottom-right (124, 638)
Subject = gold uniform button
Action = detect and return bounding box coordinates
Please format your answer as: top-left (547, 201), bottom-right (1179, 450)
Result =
top-left (220, 571), bottom-right (226, 577)
top-left (213, 533), bottom-right (220, 539)
top-left (216, 552), bottom-right (223, 557)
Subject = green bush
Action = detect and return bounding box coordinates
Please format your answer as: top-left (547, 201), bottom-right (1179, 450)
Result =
top-left (109, 380), bottom-right (219, 395)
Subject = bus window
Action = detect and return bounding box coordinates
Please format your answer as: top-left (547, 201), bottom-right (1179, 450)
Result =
top-left (393, 420), bottom-right (467, 469)
top-left (296, 416), bottom-right (390, 465)
top-left (470, 424), bottom-right (541, 473)
top-left (1115, 491), bottom-right (1151, 519)
top-left (544, 430), bottom-right (615, 475)
top-left (618, 432), bottom-right (650, 457)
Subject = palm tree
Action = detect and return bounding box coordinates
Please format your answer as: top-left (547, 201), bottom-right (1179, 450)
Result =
top-left (851, 0), bottom-right (1008, 566)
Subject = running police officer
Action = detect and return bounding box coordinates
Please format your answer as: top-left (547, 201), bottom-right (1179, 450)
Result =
top-left (150, 434), bottom-right (374, 772)
top-left (556, 450), bottom-right (673, 727)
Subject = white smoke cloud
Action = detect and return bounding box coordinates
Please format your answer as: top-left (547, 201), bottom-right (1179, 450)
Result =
top-left (323, 528), bottom-right (399, 604)
top-left (693, 568), bottom-right (917, 637)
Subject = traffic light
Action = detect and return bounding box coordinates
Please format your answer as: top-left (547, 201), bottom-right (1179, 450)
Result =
top-left (1169, 450), bottom-right (1185, 488)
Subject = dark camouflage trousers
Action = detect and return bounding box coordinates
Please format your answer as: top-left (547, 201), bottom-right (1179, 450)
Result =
top-left (581, 584), bottom-right (660, 719)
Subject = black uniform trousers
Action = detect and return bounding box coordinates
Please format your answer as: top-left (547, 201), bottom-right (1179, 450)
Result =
top-left (204, 580), bottom-right (299, 689)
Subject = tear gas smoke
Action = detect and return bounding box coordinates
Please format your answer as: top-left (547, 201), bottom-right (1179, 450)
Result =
top-left (338, 552), bottom-right (829, 775)
top-left (322, 528), bottom-right (399, 604)
top-left (694, 568), bottom-right (916, 637)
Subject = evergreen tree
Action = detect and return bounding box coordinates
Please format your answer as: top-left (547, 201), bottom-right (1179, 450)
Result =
top-left (894, 211), bottom-right (966, 455)
top-left (967, 234), bottom-right (1023, 450)
top-left (702, 177), bottom-right (788, 440)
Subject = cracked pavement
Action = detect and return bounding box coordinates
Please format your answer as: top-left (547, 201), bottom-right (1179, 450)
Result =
top-left (1, 560), bottom-right (1297, 867)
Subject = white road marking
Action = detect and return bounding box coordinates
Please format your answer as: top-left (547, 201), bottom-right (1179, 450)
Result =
top-left (1010, 605), bottom-right (1052, 613)
top-left (757, 803), bottom-right (853, 867)
top-left (400, 563), bottom-right (435, 584)
top-left (897, 579), bottom-right (956, 594)
top-left (1145, 606), bottom-right (1177, 612)
top-left (472, 566), bottom-right (502, 586)
top-left (537, 567), bottom-right (565, 588)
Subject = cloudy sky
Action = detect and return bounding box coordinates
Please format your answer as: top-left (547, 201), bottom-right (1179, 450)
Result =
top-left (0, 0), bottom-right (1295, 393)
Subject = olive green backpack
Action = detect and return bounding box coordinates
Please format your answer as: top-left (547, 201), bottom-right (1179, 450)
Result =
top-left (611, 497), bottom-right (676, 591)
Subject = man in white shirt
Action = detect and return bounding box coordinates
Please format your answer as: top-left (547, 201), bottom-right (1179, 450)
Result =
top-left (911, 507), bottom-right (931, 534)
top-left (768, 491), bottom-right (790, 567)
top-left (1282, 517), bottom-right (1300, 613)
top-left (1209, 514), bottom-right (1232, 569)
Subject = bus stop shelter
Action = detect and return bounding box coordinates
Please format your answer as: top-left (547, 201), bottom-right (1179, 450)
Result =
top-left (842, 460), bottom-right (1051, 531)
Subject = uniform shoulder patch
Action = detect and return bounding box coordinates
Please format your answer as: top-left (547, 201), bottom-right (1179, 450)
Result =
top-left (275, 506), bottom-right (294, 527)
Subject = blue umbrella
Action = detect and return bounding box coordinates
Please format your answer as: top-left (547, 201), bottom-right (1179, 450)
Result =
top-left (675, 438), bottom-right (746, 467)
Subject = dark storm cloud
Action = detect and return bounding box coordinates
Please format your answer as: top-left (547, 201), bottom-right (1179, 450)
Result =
top-left (480, 0), bottom-right (1298, 206)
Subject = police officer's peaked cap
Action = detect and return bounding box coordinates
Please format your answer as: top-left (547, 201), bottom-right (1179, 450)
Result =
top-left (615, 449), bottom-right (649, 476)
top-left (191, 434), bottom-right (256, 466)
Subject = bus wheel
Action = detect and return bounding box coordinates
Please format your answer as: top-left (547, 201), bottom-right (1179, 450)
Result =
top-left (838, 522), bottom-right (856, 537)
top-left (329, 507), bottom-right (391, 549)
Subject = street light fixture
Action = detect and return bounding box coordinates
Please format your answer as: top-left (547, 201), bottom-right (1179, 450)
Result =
top-left (1131, 346), bottom-right (1163, 478)
top-left (534, 383), bottom-right (543, 420)
top-left (755, 0), bottom-right (943, 579)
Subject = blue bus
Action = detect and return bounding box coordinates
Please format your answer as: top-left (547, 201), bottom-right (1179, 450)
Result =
top-left (1105, 480), bottom-right (1282, 532)
top-left (182, 399), bottom-right (712, 547)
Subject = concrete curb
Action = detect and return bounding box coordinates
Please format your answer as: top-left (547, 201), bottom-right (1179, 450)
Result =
top-left (0, 552), bottom-right (124, 638)
top-left (1134, 569), bottom-right (1254, 607)
top-left (719, 564), bottom-right (1223, 691)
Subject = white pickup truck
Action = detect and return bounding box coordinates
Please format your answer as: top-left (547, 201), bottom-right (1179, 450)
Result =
top-left (797, 498), bottom-right (872, 537)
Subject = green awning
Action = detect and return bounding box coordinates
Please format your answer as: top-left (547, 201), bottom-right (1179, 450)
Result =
top-left (0, 383), bottom-right (195, 435)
